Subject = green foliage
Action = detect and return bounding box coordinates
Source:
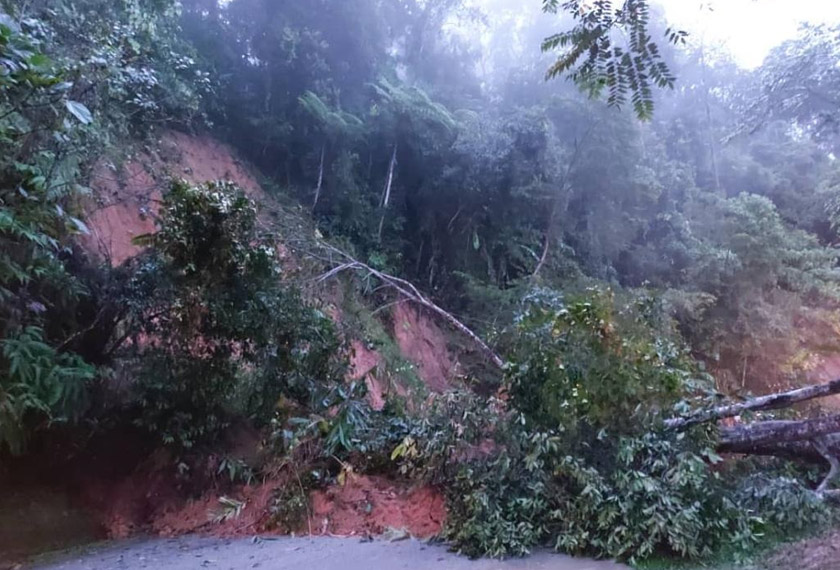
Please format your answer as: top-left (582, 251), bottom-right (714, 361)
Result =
top-left (268, 484), bottom-right (310, 533)
top-left (0, 12), bottom-right (97, 454)
top-left (742, 24), bottom-right (840, 151)
top-left (341, 290), bottom-right (826, 563)
top-left (443, 427), bottom-right (757, 562)
top-left (735, 473), bottom-right (833, 534)
top-left (217, 456), bottom-right (255, 485)
top-left (299, 91), bottom-right (364, 139)
top-left (676, 194), bottom-right (840, 380)
top-left (507, 288), bottom-right (692, 435)
top-left (0, 327), bottom-right (94, 454)
top-left (436, 291), bottom-right (751, 561)
top-left (2, 3), bottom-right (838, 568)
top-left (123, 180), bottom-right (346, 448)
top-left (0, 0), bottom-right (213, 454)
top-left (541, 0), bottom-right (684, 119)
top-left (42, 0), bottom-right (210, 133)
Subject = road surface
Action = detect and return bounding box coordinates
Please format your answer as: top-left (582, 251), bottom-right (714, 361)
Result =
top-left (30, 536), bottom-right (627, 570)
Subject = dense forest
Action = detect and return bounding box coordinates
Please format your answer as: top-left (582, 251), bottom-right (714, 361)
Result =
top-left (4, 0), bottom-right (840, 566)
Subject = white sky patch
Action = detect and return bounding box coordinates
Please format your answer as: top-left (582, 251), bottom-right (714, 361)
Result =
top-left (658, 0), bottom-right (840, 68)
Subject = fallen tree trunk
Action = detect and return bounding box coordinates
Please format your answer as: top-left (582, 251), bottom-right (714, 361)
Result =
top-left (719, 413), bottom-right (840, 449)
top-left (720, 434), bottom-right (840, 495)
top-left (666, 378), bottom-right (840, 429)
top-left (718, 438), bottom-right (827, 462)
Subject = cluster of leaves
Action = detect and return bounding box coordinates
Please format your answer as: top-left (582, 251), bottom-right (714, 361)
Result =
top-left (0, 13), bottom-right (97, 454)
top-left (119, 180), bottom-right (347, 448)
top-left (36, 0), bottom-right (210, 135)
top-left (175, 1), bottom-right (840, 395)
top-left (541, 0), bottom-right (685, 119)
top-left (352, 290), bottom-right (831, 562)
top-left (506, 288), bottom-right (692, 434)
top-left (734, 473), bottom-right (834, 534)
top-left (437, 292), bottom-right (748, 561)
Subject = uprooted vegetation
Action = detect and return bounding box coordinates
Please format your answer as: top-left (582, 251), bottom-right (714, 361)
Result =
top-left (6, 1), bottom-right (840, 568)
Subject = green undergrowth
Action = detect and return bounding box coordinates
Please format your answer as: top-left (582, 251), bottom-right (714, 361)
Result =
top-left (320, 288), bottom-right (838, 565)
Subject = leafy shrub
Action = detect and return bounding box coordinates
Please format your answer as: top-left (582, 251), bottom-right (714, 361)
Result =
top-left (735, 473), bottom-right (834, 533)
top-left (506, 288), bottom-right (700, 438)
top-left (121, 180), bottom-right (346, 448)
top-left (0, 0), bottom-right (212, 454)
top-left (440, 423), bottom-right (759, 562)
top-left (0, 14), bottom-right (99, 454)
top-left (0, 327), bottom-right (94, 454)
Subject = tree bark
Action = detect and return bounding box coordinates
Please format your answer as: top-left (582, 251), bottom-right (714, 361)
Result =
top-left (718, 433), bottom-right (840, 494)
top-left (312, 142), bottom-right (326, 211)
top-left (717, 437), bottom-right (834, 462)
top-left (665, 378), bottom-right (840, 429)
top-left (378, 144), bottom-right (398, 242)
top-left (719, 413), bottom-right (840, 450)
top-left (814, 437), bottom-right (840, 494)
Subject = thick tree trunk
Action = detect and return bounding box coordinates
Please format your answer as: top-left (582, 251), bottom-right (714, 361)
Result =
top-left (718, 437), bottom-right (833, 461)
top-left (666, 378), bottom-right (840, 429)
top-left (720, 433), bottom-right (840, 494)
top-left (719, 413), bottom-right (840, 449)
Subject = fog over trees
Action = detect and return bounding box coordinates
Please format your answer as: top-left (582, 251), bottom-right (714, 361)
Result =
top-left (5, 0), bottom-right (840, 565)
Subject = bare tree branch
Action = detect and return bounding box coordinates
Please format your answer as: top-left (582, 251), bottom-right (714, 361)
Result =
top-left (314, 244), bottom-right (504, 369)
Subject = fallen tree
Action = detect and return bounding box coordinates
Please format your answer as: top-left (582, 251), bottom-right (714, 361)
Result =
top-left (666, 378), bottom-right (840, 496)
top-left (312, 243), bottom-right (505, 369)
top-left (719, 414), bottom-right (840, 449)
top-left (666, 378), bottom-right (840, 429)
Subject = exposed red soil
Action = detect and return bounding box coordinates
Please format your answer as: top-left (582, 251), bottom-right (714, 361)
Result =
top-left (84, 160), bottom-right (160, 265)
top-left (708, 303), bottom-right (840, 406)
top-left (82, 457), bottom-right (444, 541)
top-left (392, 303), bottom-right (457, 392)
top-left (84, 130), bottom-right (265, 265)
top-left (85, 131), bottom-right (460, 398)
top-left (66, 424), bottom-right (444, 542)
top-left (349, 340), bottom-right (386, 411)
top-left (309, 475), bottom-right (444, 538)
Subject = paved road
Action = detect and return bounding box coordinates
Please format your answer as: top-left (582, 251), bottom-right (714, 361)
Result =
top-left (30, 536), bottom-right (627, 570)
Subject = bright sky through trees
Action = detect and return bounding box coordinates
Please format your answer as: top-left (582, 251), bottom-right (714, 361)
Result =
top-left (661, 0), bottom-right (840, 68)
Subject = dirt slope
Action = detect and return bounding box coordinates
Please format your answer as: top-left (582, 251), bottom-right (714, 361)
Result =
top-left (83, 129), bottom-right (459, 393)
top-left (68, 130), bottom-right (460, 544)
top-left (84, 132), bottom-right (265, 265)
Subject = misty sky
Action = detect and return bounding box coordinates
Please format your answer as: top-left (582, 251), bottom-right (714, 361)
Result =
top-left (660, 0), bottom-right (840, 68)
